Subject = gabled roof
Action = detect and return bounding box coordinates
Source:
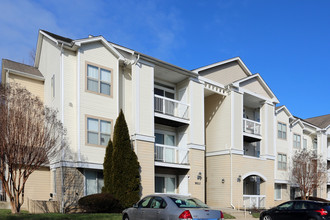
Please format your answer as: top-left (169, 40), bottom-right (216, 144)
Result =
top-left (276, 105), bottom-right (294, 118)
top-left (305, 114), bottom-right (330, 129)
top-left (2, 59), bottom-right (44, 82)
top-left (41, 30), bottom-right (74, 44)
top-left (232, 73), bottom-right (279, 104)
top-left (192, 57), bottom-right (252, 76)
top-left (291, 118), bottom-right (305, 129)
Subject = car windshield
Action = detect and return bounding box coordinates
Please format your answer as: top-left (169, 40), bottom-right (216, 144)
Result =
top-left (170, 197), bottom-right (209, 208)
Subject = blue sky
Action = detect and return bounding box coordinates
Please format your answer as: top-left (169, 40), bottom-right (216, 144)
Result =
top-left (0, 0), bottom-right (329, 119)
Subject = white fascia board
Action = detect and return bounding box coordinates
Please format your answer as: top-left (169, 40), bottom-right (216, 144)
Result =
top-left (301, 120), bottom-right (320, 130)
top-left (50, 161), bottom-right (103, 170)
top-left (74, 36), bottom-right (125, 60)
top-left (232, 73), bottom-right (279, 104)
top-left (34, 32), bottom-right (44, 68)
top-left (276, 105), bottom-right (293, 118)
top-left (240, 88), bottom-right (275, 106)
top-left (274, 179), bottom-right (289, 184)
top-left (5, 68), bottom-right (44, 81)
top-left (193, 57), bottom-right (252, 76)
top-left (39, 30), bottom-right (59, 45)
top-left (111, 43), bottom-right (134, 55)
top-left (291, 119), bottom-right (305, 129)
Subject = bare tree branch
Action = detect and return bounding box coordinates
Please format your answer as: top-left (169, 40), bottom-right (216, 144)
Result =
top-left (0, 83), bottom-right (67, 213)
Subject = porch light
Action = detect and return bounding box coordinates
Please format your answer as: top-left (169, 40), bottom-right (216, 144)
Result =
top-left (237, 175), bottom-right (242, 182)
top-left (221, 178), bottom-right (225, 184)
top-left (197, 172), bottom-right (202, 180)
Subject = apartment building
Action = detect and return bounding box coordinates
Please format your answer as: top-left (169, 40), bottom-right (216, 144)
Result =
top-left (1, 30), bottom-right (329, 212)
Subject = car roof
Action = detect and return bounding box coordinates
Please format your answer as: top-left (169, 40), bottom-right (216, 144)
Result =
top-left (144, 194), bottom-right (194, 199)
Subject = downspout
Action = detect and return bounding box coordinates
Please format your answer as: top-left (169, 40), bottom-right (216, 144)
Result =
top-left (230, 148), bottom-right (235, 209)
top-left (133, 53), bottom-right (140, 153)
top-left (60, 43), bottom-right (65, 214)
top-left (77, 47), bottom-right (81, 162)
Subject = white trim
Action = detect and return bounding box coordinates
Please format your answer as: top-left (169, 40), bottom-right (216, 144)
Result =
top-left (117, 59), bottom-right (120, 117)
top-left (242, 171), bottom-right (267, 182)
top-left (111, 43), bottom-right (134, 55)
top-left (75, 36), bottom-right (124, 60)
top-left (155, 161), bottom-right (190, 170)
top-left (152, 66), bottom-right (155, 137)
top-left (275, 105), bottom-right (294, 119)
top-left (193, 57), bottom-right (252, 76)
top-left (39, 30), bottom-right (59, 45)
top-left (231, 91), bottom-right (234, 148)
top-left (131, 134), bottom-right (155, 143)
top-left (154, 112), bottom-right (190, 125)
top-left (262, 154), bottom-right (276, 160)
top-left (265, 103), bottom-right (268, 155)
top-left (187, 144), bottom-right (205, 151)
top-left (50, 161), bottom-right (103, 170)
top-left (135, 63), bottom-right (140, 134)
top-left (5, 68), bottom-right (45, 81)
top-left (274, 179), bottom-right (289, 184)
top-left (241, 88), bottom-right (275, 105)
top-left (198, 76), bottom-right (225, 89)
top-left (139, 59), bottom-right (155, 67)
top-left (206, 149), bottom-right (244, 157)
top-left (77, 48), bottom-right (81, 161)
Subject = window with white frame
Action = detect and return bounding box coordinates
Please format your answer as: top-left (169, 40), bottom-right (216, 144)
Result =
top-left (278, 153), bottom-right (287, 170)
top-left (155, 175), bottom-right (176, 194)
top-left (303, 138), bottom-right (307, 149)
top-left (277, 122), bottom-right (287, 139)
top-left (85, 169), bottom-right (104, 195)
top-left (293, 134), bottom-right (301, 148)
top-left (87, 117), bottom-right (111, 146)
top-left (86, 63), bottom-right (112, 96)
top-left (155, 131), bottom-right (176, 163)
top-left (313, 138), bottom-right (317, 150)
top-left (51, 75), bottom-right (55, 98)
top-left (275, 184), bottom-right (282, 200)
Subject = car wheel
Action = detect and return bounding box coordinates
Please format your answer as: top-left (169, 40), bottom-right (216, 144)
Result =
top-left (262, 215), bottom-right (272, 220)
top-left (123, 214), bottom-right (129, 220)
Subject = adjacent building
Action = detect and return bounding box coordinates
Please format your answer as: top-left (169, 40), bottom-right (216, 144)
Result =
top-left (1, 30), bottom-right (329, 212)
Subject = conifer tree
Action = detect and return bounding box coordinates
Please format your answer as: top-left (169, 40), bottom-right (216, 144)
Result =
top-left (102, 139), bottom-right (113, 193)
top-left (111, 110), bottom-right (140, 208)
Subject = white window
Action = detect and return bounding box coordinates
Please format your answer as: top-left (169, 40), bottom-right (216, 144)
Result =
top-left (275, 184), bottom-right (282, 200)
top-left (87, 117), bottom-right (111, 146)
top-left (154, 83), bottom-right (175, 116)
top-left (293, 134), bottom-right (301, 148)
top-left (87, 63), bottom-right (112, 96)
top-left (155, 131), bottom-right (176, 163)
top-left (51, 75), bottom-right (55, 98)
top-left (277, 122), bottom-right (287, 139)
top-left (85, 170), bottom-right (104, 195)
top-left (278, 153), bottom-right (287, 170)
top-left (155, 175), bottom-right (176, 194)
top-left (303, 138), bottom-right (307, 149)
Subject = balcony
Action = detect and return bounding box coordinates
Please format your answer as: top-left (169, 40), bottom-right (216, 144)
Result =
top-left (154, 95), bottom-right (189, 126)
top-left (154, 144), bottom-right (189, 169)
top-left (243, 118), bottom-right (261, 140)
top-left (244, 141), bottom-right (260, 158)
top-left (243, 195), bottom-right (265, 209)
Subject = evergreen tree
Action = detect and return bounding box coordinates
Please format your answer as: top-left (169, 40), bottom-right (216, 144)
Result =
top-left (102, 139), bottom-right (113, 193)
top-left (111, 110), bottom-right (140, 208)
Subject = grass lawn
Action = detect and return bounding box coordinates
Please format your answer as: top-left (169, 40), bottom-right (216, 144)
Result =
top-left (0, 209), bottom-right (236, 219)
top-left (0, 209), bottom-right (122, 220)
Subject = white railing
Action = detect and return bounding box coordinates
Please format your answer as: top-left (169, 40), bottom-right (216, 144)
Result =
top-left (243, 195), bottom-right (265, 208)
top-left (154, 95), bottom-right (189, 120)
top-left (155, 144), bottom-right (189, 164)
top-left (243, 118), bottom-right (261, 136)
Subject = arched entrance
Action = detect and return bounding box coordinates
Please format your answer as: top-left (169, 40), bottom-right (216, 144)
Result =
top-left (243, 174), bottom-right (266, 208)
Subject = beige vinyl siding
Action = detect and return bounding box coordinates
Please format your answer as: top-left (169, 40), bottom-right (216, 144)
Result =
top-left (207, 154), bottom-right (275, 208)
top-left (135, 140), bottom-right (155, 198)
top-left (205, 94), bottom-right (230, 152)
top-left (189, 80), bottom-right (205, 146)
top-left (240, 77), bottom-right (273, 100)
top-left (8, 74), bottom-right (44, 101)
top-left (138, 63), bottom-right (154, 136)
top-left (188, 149), bottom-right (205, 202)
top-left (199, 61), bottom-right (249, 86)
top-left (63, 50), bottom-right (78, 161)
top-left (121, 66), bottom-right (134, 136)
top-left (232, 91), bottom-right (243, 150)
top-left (22, 167), bottom-right (51, 209)
top-left (79, 42), bottom-right (118, 163)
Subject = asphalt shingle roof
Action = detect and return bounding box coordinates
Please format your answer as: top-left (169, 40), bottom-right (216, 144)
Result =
top-left (2, 59), bottom-right (43, 78)
top-left (305, 114), bottom-right (330, 129)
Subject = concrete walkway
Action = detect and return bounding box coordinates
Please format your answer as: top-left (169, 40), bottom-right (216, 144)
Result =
top-left (220, 207), bottom-right (258, 220)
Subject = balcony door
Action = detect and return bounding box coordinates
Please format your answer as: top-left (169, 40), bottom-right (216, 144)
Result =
top-left (155, 175), bottom-right (176, 194)
top-left (155, 132), bottom-right (175, 163)
top-left (154, 86), bottom-right (175, 116)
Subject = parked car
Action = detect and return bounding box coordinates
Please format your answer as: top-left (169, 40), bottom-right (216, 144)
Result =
top-left (122, 194), bottom-right (224, 220)
top-left (260, 200), bottom-right (330, 220)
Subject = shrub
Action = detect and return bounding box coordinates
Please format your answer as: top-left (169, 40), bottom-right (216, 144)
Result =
top-left (78, 193), bottom-right (123, 213)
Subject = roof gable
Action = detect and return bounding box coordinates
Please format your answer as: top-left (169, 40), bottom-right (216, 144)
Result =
top-left (194, 57), bottom-right (252, 86)
top-left (233, 74), bottom-right (279, 104)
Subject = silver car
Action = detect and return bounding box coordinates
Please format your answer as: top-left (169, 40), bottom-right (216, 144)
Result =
top-left (122, 194), bottom-right (224, 220)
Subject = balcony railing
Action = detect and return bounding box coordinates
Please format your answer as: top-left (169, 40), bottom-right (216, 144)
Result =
top-left (243, 118), bottom-right (261, 136)
top-left (243, 195), bottom-right (265, 208)
top-left (244, 142), bottom-right (260, 158)
top-left (154, 95), bottom-right (189, 120)
top-left (155, 144), bottom-right (189, 165)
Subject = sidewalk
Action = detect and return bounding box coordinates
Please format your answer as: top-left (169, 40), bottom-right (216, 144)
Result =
top-left (220, 207), bottom-right (258, 220)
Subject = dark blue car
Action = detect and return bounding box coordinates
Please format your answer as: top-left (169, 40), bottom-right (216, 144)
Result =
top-left (260, 200), bottom-right (330, 220)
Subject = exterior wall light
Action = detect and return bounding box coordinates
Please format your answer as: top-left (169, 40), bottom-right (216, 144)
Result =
top-left (197, 172), bottom-right (202, 180)
top-left (237, 175), bottom-right (242, 182)
top-left (222, 178), bottom-right (225, 184)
